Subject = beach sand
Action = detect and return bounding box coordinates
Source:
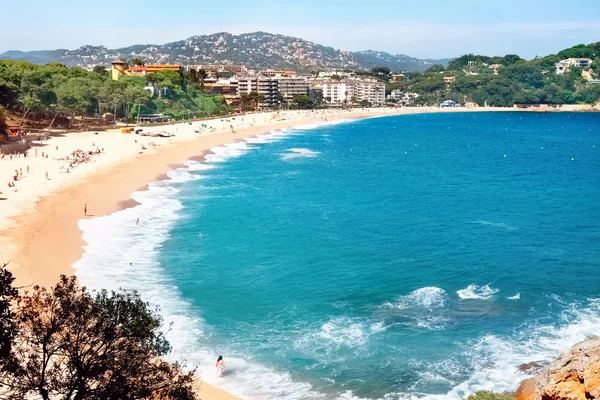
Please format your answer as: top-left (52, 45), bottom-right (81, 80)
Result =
top-left (0, 106), bottom-right (512, 399)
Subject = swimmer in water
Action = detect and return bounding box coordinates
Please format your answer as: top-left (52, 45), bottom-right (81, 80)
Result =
top-left (216, 356), bottom-right (225, 377)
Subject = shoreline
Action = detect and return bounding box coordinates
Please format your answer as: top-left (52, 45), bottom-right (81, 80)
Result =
top-left (0, 105), bottom-right (581, 399)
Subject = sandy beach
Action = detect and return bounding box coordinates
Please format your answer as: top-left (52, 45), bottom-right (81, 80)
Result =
top-left (0, 105), bottom-right (514, 399)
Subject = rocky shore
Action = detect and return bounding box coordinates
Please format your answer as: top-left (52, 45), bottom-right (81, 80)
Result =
top-left (516, 337), bottom-right (600, 400)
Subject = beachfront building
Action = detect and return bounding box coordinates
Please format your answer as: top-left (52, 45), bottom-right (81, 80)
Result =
top-left (277, 77), bottom-right (310, 104)
top-left (237, 77), bottom-right (280, 107)
top-left (320, 81), bottom-right (353, 105)
top-left (203, 79), bottom-right (239, 96)
top-left (555, 58), bottom-right (593, 75)
top-left (352, 79), bottom-right (386, 105)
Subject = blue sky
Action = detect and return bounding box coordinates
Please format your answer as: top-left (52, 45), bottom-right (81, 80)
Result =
top-left (1, 0), bottom-right (599, 59)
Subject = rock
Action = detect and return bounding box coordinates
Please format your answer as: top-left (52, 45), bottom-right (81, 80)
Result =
top-left (519, 361), bottom-right (546, 374)
top-left (520, 336), bottom-right (600, 400)
top-left (515, 378), bottom-right (535, 400)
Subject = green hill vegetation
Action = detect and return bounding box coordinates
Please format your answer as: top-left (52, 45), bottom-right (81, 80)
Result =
top-left (0, 60), bottom-right (228, 129)
top-left (387, 42), bottom-right (600, 106)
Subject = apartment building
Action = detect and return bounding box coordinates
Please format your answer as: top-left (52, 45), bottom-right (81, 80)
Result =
top-left (320, 81), bottom-right (353, 105)
top-left (237, 77), bottom-right (280, 107)
top-left (278, 77), bottom-right (309, 103)
top-left (352, 80), bottom-right (385, 105)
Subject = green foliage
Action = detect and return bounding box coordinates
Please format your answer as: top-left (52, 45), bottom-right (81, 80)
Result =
top-left (0, 273), bottom-right (197, 399)
top-left (291, 94), bottom-right (313, 109)
top-left (464, 390), bottom-right (514, 400)
top-left (0, 263), bottom-right (18, 369)
top-left (425, 64), bottom-right (445, 73)
top-left (405, 42), bottom-right (600, 106)
top-left (0, 59), bottom-right (227, 126)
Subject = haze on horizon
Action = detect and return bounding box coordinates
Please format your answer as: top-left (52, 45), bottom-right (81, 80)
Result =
top-left (1, 0), bottom-right (599, 60)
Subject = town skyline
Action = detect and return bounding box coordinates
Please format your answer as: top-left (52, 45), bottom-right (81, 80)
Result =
top-left (1, 0), bottom-right (599, 59)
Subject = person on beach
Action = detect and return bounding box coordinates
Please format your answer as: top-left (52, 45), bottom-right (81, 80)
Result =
top-left (216, 356), bottom-right (225, 377)
top-left (84, 204), bottom-right (87, 216)
top-left (45, 171), bottom-right (48, 180)
top-left (136, 218), bottom-right (139, 225)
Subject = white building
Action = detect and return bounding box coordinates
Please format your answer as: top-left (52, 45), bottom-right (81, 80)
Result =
top-left (352, 79), bottom-right (386, 105)
top-left (556, 58), bottom-right (593, 75)
top-left (320, 81), bottom-right (353, 105)
top-left (318, 70), bottom-right (355, 78)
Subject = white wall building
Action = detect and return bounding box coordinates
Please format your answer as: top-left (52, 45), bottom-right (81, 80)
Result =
top-left (321, 81), bottom-right (353, 105)
top-left (556, 58), bottom-right (593, 74)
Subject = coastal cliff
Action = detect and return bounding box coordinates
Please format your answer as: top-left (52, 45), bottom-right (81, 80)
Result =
top-left (516, 337), bottom-right (600, 400)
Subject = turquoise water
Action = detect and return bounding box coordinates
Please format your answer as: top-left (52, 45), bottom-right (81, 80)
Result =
top-left (75, 112), bottom-right (600, 399)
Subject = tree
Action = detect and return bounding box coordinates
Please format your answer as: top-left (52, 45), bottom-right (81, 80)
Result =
top-left (371, 66), bottom-right (391, 76)
top-left (292, 94), bottom-right (313, 109)
top-left (1, 275), bottom-right (197, 400)
top-left (130, 58), bottom-right (145, 66)
top-left (92, 66), bottom-right (107, 76)
top-left (196, 69), bottom-right (207, 89)
top-left (464, 390), bottom-right (514, 400)
top-left (0, 263), bottom-right (18, 372)
top-left (55, 78), bottom-right (93, 126)
top-left (502, 54), bottom-right (522, 66)
top-left (425, 64), bottom-right (445, 73)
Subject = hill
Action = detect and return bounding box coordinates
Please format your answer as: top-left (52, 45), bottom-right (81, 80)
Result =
top-left (0, 32), bottom-right (450, 72)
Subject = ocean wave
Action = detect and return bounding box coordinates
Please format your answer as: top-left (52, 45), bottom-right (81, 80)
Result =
top-left (472, 220), bottom-right (517, 231)
top-left (508, 293), bottom-right (521, 300)
top-left (388, 287), bottom-right (448, 309)
top-left (204, 142), bottom-right (256, 163)
top-left (382, 287), bottom-right (450, 331)
top-left (457, 284), bottom-right (499, 300)
top-left (281, 148), bottom-right (320, 160)
top-left (417, 297), bottom-right (600, 400)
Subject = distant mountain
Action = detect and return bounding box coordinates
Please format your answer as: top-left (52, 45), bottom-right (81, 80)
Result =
top-left (1, 49), bottom-right (67, 65)
top-left (0, 32), bottom-right (451, 72)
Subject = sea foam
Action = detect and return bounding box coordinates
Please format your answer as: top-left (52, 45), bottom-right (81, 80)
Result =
top-left (457, 284), bottom-right (499, 300)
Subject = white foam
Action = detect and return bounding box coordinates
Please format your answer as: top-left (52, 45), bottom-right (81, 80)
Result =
top-left (390, 287), bottom-right (448, 309)
top-left (281, 148), bottom-right (320, 160)
top-left (318, 317), bottom-right (369, 347)
top-left (457, 284), bottom-right (499, 300)
top-left (508, 293), bottom-right (521, 300)
top-left (418, 297), bottom-right (600, 400)
top-left (472, 220), bottom-right (517, 231)
top-left (382, 287), bottom-right (449, 331)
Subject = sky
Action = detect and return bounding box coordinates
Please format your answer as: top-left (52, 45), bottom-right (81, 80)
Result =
top-left (1, 0), bottom-right (599, 59)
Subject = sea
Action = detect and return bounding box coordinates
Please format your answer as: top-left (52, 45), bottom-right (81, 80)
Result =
top-left (73, 112), bottom-right (600, 400)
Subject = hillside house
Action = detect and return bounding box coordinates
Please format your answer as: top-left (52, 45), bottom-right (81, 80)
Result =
top-left (555, 58), bottom-right (593, 75)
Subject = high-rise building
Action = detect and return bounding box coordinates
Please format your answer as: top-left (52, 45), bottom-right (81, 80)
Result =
top-left (277, 77), bottom-right (309, 104)
top-left (237, 77), bottom-right (280, 107)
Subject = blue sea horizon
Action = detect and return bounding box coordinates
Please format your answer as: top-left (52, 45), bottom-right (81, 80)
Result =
top-left (74, 112), bottom-right (600, 399)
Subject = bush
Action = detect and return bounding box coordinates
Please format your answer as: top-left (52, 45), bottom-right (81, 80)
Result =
top-left (465, 390), bottom-right (515, 400)
top-left (0, 266), bottom-right (197, 400)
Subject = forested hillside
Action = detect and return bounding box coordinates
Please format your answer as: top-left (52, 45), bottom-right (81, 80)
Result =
top-left (388, 42), bottom-right (600, 106)
top-left (0, 60), bottom-right (227, 130)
